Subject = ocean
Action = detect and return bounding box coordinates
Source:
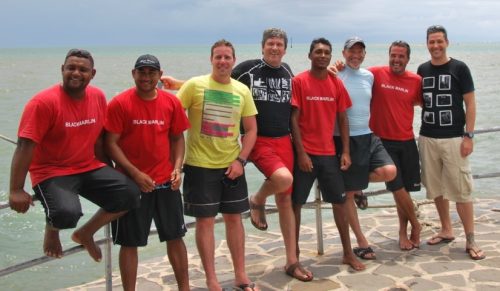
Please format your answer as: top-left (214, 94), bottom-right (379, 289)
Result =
top-left (0, 43), bottom-right (499, 290)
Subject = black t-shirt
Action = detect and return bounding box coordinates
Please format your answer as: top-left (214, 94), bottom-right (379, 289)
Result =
top-left (417, 58), bottom-right (474, 138)
top-left (232, 59), bottom-right (293, 137)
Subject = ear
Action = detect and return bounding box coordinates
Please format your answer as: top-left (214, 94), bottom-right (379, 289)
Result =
top-left (91, 68), bottom-right (96, 79)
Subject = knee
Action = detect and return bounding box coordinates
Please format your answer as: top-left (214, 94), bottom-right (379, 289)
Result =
top-left (271, 169), bottom-right (293, 193)
top-left (382, 165), bottom-right (397, 181)
top-left (49, 206), bottom-right (82, 229)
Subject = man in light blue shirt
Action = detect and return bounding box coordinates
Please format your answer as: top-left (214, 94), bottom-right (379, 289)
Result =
top-left (334, 37), bottom-right (397, 260)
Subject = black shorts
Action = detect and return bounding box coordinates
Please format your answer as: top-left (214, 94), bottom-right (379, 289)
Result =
top-left (112, 183), bottom-right (187, 247)
top-left (182, 164), bottom-right (249, 217)
top-left (380, 139), bottom-right (421, 192)
top-left (292, 155), bottom-right (346, 204)
top-left (334, 134), bottom-right (394, 191)
top-left (33, 166), bottom-right (140, 230)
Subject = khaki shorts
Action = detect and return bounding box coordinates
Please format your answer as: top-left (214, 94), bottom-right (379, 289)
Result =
top-left (418, 136), bottom-right (473, 202)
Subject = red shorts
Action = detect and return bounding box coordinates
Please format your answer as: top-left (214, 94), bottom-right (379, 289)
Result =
top-left (248, 135), bottom-right (294, 194)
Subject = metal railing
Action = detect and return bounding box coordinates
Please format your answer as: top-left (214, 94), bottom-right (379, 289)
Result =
top-left (1, 126), bottom-right (499, 289)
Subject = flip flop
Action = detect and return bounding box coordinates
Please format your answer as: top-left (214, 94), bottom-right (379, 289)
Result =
top-left (285, 262), bottom-right (313, 282)
top-left (249, 197), bottom-right (268, 231)
top-left (353, 246), bottom-right (376, 260)
top-left (354, 191), bottom-right (368, 210)
top-left (427, 235), bottom-right (455, 245)
top-left (233, 282), bottom-right (257, 291)
top-left (466, 248), bottom-right (486, 260)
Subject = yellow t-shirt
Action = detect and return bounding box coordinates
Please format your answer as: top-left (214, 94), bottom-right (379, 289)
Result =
top-left (178, 74), bottom-right (257, 168)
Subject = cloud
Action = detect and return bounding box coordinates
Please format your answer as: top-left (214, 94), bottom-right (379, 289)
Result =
top-left (1, 0), bottom-right (499, 47)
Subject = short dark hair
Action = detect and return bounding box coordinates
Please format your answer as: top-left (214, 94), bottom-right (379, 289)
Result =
top-left (65, 48), bottom-right (94, 67)
top-left (309, 37), bottom-right (332, 54)
top-left (389, 40), bottom-right (411, 58)
top-left (211, 39), bottom-right (235, 58)
top-left (262, 28), bottom-right (288, 49)
top-left (309, 37), bottom-right (332, 55)
top-left (427, 25), bottom-right (448, 41)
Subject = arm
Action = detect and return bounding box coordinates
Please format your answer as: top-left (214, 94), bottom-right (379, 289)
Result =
top-left (291, 107), bottom-right (313, 172)
top-left (104, 132), bottom-right (155, 192)
top-left (94, 130), bottom-right (111, 165)
top-left (225, 115), bottom-right (257, 179)
top-left (461, 91), bottom-right (476, 157)
top-left (169, 133), bottom-right (185, 190)
top-left (160, 76), bottom-right (186, 90)
top-left (9, 137), bottom-right (35, 213)
top-left (327, 60), bottom-right (345, 76)
top-left (337, 111), bottom-right (351, 170)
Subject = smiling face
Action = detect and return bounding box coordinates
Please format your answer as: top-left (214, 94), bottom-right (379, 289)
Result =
top-left (427, 32), bottom-right (449, 62)
top-left (211, 45), bottom-right (236, 82)
top-left (132, 66), bottom-right (162, 96)
top-left (343, 43), bottom-right (366, 69)
top-left (309, 42), bottom-right (332, 71)
top-left (262, 37), bottom-right (286, 67)
top-left (61, 56), bottom-right (95, 98)
top-left (389, 45), bottom-right (409, 75)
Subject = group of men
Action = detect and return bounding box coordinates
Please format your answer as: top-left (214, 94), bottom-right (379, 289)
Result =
top-left (8, 25), bottom-right (483, 291)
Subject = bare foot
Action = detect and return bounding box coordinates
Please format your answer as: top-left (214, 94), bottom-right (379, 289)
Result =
top-left (71, 229), bottom-right (102, 262)
top-left (343, 254), bottom-right (366, 271)
top-left (206, 279), bottom-right (222, 291)
top-left (399, 235), bottom-right (415, 251)
top-left (43, 225), bottom-right (63, 258)
top-left (410, 223), bottom-right (422, 248)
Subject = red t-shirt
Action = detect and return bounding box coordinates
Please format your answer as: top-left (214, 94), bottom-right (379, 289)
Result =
top-left (105, 88), bottom-right (190, 184)
top-left (292, 71), bottom-right (352, 155)
top-left (369, 66), bottom-right (422, 140)
top-left (18, 84), bottom-right (107, 186)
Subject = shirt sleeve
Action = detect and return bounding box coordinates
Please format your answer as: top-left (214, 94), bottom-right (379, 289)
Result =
top-left (18, 98), bottom-right (53, 144)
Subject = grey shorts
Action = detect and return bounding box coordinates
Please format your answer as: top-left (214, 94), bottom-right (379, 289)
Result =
top-left (292, 155), bottom-right (346, 204)
top-left (334, 134), bottom-right (394, 191)
top-left (182, 164), bottom-right (249, 217)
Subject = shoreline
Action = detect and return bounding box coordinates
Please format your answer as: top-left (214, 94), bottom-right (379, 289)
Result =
top-left (65, 197), bottom-right (500, 291)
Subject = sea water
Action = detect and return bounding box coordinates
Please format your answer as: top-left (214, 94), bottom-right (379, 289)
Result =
top-left (0, 43), bottom-right (499, 290)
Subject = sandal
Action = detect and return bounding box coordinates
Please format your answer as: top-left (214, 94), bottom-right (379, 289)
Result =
top-left (354, 191), bottom-right (368, 210)
top-left (233, 282), bottom-right (257, 290)
top-left (466, 247), bottom-right (486, 260)
top-left (285, 262), bottom-right (313, 282)
top-left (249, 197), bottom-right (267, 231)
top-left (353, 246), bottom-right (376, 260)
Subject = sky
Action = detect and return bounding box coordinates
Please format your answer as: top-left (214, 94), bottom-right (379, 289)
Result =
top-left (1, 0), bottom-right (499, 48)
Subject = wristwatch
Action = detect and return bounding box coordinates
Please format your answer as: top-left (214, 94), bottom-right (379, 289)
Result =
top-left (464, 132), bottom-right (474, 139)
top-left (236, 157), bottom-right (247, 167)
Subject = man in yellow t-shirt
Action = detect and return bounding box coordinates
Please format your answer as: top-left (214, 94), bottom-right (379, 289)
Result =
top-left (177, 39), bottom-right (259, 291)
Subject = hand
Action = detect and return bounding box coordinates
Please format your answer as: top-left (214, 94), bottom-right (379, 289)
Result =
top-left (225, 160), bottom-right (244, 180)
top-left (298, 152), bottom-right (313, 172)
top-left (461, 137), bottom-right (474, 157)
top-left (131, 171), bottom-right (155, 192)
top-left (9, 189), bottom-right (34, 213)
top-left (340, 153), bottom-right (351, 171)
top-left (160, 75), bottom-right (183, 90)
top-left (170, 168), bottom-right (182, 190)
top-left (327, 60), bottom-right (344, 76)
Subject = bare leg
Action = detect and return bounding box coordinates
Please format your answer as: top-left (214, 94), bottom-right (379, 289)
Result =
top-left (119, 246), bottom-right (138, 291)
top-left (223, 213), bottom-right (257, 290)
top-left (431, 196), bottom-right (454, 239)
top-left (369, 164), bottom-right (397, 183)
top-left (345, 191), bottom-right (370, 249)
top-left (293, 203), bottom-right (303, 259)
top-left (392, 188), bottom-right (421, 249)
top-left (333, 203), bottom-right (365, 271)
top-left (72, 209), bottom-right (127, 262)
top-left (167, 238), bottom-right (190, 291)
top-left (457, 201), bottom-right (485, 259)
top-left (195, 217), bottom-right (220, 291)
top-left (250, 168), bottom-right (293, 229)
top-left (276, 193), bottom-right (312, 279)
top-left (43, 224), bottom-right (63, 258)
